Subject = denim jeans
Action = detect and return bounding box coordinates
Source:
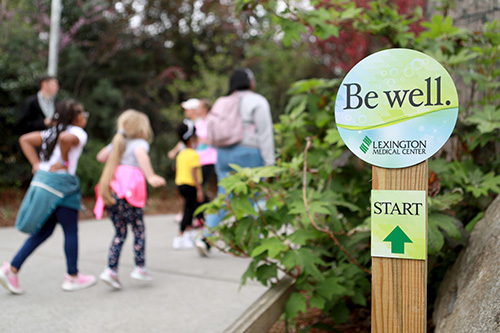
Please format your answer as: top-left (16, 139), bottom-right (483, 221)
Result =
top-left (203, 145), bottom-right (264, 236)
top-left (12, 206), bottom-right (79, 275)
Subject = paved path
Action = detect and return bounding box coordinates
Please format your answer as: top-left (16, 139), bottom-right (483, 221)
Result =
top-left (0, 214), bottom-right (267, 332)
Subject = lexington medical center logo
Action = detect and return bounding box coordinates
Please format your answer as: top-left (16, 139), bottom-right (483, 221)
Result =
top-left (359, 136), bottom-right (428, 156)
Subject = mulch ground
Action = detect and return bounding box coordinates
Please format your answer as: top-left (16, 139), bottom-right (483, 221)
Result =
top-left (0, 186), bottom-right (184, 227)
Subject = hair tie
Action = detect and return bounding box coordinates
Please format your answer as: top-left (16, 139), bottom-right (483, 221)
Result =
top-left (182, 119), bottom-right (194, 141)
top-left (117, 128), bottom-right (127, 138)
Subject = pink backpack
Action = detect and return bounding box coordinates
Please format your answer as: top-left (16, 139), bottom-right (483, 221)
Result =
top-left (207, 92), bottom-right (246, 147)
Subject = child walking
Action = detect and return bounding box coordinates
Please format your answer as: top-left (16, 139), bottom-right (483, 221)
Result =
top-left (167, 98), bottom-right (200, 223)
top-left (172, 119), bottom-right (208, 250)
top-left (195, 99), bottom-right (217, 191)
top-left (94, 110), bottom-right (166, 289)
top-left (0, 99), bottom-right (96, 294)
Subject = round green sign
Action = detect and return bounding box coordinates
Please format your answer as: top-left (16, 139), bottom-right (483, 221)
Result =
top-left (335, 49), bottom-right (458, 168)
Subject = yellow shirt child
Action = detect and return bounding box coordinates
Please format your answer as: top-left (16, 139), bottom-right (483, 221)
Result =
top-left (175, 148), bottom-right (203, 187)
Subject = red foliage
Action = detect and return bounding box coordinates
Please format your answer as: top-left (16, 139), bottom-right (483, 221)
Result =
top-left (310, 0), bottom-right (425, 74)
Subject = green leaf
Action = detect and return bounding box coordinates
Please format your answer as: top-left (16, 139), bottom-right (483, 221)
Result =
top-left (287, 78), bottom-right (340, 95)
top-left (428, 192), bottom-right (463, 212)
top-left (448, 49), bottom-right (479, 65)
top-left (285, 292), bottom-right (307, 318)
top-left (332, 302), bottom-right (350, 324)
top-left (241, 261), bottom-right (257, 286)
top-left (315, 111), bottom-right (330, 128)
top-left (220, 176), bottom-right (248, 195)
top-left (281, 250), bottom-right (299, 271)
top-left (419, 15), bottom-right (468, 38)
top-left (266, 196), bottom-right (285, 210)
top-left (340, 5), bottom-right (363, 20)
top-left (296, 248), bottom-right (326, 280)
top-left (428, 221), bottom-right (445, 255)
top-left (308, 8), bottom-right (341, 39)
top-left (256, 263), bottom-right (278, 285)
top-left (309, 201), bottom-right (333, 215)
top-left (251, 237), bottom-right (288, 258)
top-left (467, 171), bottom-right (500, 198)
top-left (309, 294), bottom-right (326, 310)
top-left (351, 292), bottom-right (367, 306)
top-left (276, 18), bottom-right (307, 47)
top-left (324, 128), bottom-right (345, 147)
top-left (465, 212), bottom-right (484, 233)
top-left (316, 277), bottom-right (347, 300)
top-left (429, 213), bottom-right (462, 241)
top-left (289, 229), bottom-right (319, 246)
top-left (234, 218), bottom-right (252, 244)
top-left (288, 199), bottom-right (306, 215)
top-left (230, 196), bottom-right (258, 219)
top-left (465, 105), bottom-right (500, 134)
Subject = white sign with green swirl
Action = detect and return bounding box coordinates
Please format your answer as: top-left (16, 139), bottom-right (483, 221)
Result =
top-left (335, 49), bottom-right (458, 168)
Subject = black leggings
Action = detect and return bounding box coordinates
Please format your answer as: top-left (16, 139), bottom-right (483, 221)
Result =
top-left (105, 198), bottom-right (145, 270)
top-left (177, 185), bottom-right (208, 232)
top-left (201, 164), bottom-right (215, 187)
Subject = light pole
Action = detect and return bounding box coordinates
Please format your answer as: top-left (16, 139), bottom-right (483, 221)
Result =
top-left (48, 0), bottom-right (61, 76)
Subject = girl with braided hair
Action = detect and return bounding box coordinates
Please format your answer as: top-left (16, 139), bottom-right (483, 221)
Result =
top-left (94, 110), bottom-right (166, 289)
top-left (0, 99), bottom-right (96, 294)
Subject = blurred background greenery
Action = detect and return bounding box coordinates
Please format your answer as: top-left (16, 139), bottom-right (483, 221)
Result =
top-left (0, 0), bottom-right (328, 193)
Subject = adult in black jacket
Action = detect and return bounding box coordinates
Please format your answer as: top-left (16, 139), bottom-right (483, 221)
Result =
top-left (16, 76), bottom-right (59, 135)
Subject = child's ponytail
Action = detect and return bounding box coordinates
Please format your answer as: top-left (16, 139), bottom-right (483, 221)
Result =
top-left (98, 132), bottom-right (126, 206)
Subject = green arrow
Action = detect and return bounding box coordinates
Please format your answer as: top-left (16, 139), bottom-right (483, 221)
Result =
top-left (383, 226), bottom-right (413, 254)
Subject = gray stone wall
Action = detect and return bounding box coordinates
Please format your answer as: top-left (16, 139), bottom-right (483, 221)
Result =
top-left (426, 0), bottom-right (500, 31)
top-left (432, 195), bottom-right (500, 332)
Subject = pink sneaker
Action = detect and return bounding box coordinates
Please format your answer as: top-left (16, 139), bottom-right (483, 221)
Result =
top-left (0, 262), bottom-right (24, 295)
top-left (99, 268), bottom-right (122, 290)
top-left (130, 266), bottom-right (153, 281)
top-left (61, 273), bottom-right (96, 291)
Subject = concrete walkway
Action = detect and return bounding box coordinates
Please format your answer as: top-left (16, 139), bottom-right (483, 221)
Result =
top-left (0, 214), bottom-right (267, 333)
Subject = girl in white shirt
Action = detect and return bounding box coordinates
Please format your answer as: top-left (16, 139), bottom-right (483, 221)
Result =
top-left (0, 99), bottom-right (96, 294)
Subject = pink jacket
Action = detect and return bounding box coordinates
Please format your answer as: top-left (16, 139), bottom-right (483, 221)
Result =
top-left (94, 165), bottom-right (147, 220)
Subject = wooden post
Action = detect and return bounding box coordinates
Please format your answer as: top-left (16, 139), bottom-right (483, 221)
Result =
top-left (371, 161), bottom-right (428, 332)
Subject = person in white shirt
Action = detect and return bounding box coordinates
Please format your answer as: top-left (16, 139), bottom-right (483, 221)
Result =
top-left (0, 99), bottom-right (96, 294)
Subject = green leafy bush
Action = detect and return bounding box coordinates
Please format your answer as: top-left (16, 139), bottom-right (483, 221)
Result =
top-left (76, 139), bottom-right (105, 197)
top-left (201, 1), bottom-right (500, 328)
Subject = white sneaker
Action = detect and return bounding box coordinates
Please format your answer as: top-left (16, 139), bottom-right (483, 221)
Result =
top-left (186, 229), bottom-right (200, 241)
top-left (195, 238), bottom-right (211, 257)
top-left (172, 234), bottom-right (194, 250)
top-left (99, 268), bottom-right (122, 289)
top-left (130, 266), bottom-right (153, 281)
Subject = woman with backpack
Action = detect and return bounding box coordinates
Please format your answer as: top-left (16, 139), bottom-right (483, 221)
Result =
top-left (195, 68), bottom-right (275, 256)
